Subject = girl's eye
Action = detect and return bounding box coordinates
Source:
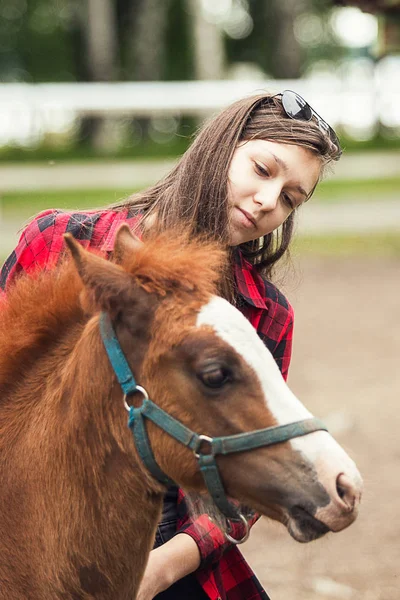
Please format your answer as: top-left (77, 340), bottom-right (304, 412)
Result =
top-left (254, 162), bottom-right (269, 177)
top-left (281, 193), bottom-right (294, 209)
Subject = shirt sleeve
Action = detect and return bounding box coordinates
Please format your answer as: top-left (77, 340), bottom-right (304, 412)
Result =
top-left (0, 208), bottom-right (106, 292)
top-left (0, 209), bottom-right (64, 291)
top-left (175, 304), bottom-right (295, 567)
top-left (176, 490), bottom-right (259, 569)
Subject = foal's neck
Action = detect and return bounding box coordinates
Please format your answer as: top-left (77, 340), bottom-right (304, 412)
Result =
top-left (42, 317), bottom-right (164, 597)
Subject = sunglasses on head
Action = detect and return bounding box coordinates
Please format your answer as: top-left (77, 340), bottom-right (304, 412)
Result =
top-left (278, 90), bottom-right (342, 159)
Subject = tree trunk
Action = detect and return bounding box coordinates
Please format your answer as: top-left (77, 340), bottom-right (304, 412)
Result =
top-left (85, 0), bottom-right (119, 81)
top-left (126, 0), bottom-right (172, 81)
top-left (186, 0), bottom-right (225, 80)
top-left (82, 0), bottom-right (120, 151)
top-left (123, 0), bottom-right (173, 143)
top-left (271, 0), bottom-right (304, 78)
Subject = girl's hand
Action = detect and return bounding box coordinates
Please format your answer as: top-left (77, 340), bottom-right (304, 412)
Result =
top-left (136, 533), bottom-right (201, 599)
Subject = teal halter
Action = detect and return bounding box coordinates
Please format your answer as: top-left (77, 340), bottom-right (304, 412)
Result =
top-left (99, 312), bottom-right (328, 522)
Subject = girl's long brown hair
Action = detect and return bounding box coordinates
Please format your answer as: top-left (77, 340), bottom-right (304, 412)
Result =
top-left (111, 93), bottom-right (340, 297)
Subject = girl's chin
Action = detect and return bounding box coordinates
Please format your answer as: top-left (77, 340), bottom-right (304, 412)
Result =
top-left (229, 210), bottom-right (265, 246)
top-left (228, 227), bottom-right (254, 246)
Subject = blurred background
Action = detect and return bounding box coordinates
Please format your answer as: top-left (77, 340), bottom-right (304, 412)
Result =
top-left (0, 0), bottom-right (399, 254)
top-left (0, 1), bottom-right (399, 599)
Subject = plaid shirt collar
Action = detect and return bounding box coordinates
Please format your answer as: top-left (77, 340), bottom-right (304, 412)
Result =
top-left (99, 210), bottom-right (139, 253)
top-left (232, 249), bottom-right (269, 311)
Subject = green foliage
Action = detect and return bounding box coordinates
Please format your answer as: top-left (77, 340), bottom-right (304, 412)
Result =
top-left (226, 0), bottom-right (305, 78)
top-left (0, 189), bottom-right (133, 220)
top-left (0, 0), bottom-right (356, 84)
top-left (226, 0), bottom-right (273, 75)
top-left (164, 0), bottom-right (194, 80)
top-left (1, 0), bottom-right (397, 150)
top-left (0, 0), bottom-right (79, 83)
top-left (0, 135), bottom-right (192, 163)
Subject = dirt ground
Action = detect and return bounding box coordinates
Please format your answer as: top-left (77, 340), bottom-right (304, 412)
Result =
top-left (241, 256), bottom-right (400, 600)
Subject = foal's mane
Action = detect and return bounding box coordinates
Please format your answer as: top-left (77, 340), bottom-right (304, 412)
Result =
top-left (0, 262), bottom-right (85, 396)
top-left (0, 232), bottom-right (225, 395)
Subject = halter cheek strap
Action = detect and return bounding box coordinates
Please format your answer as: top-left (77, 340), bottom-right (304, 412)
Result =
top-left (99, 312), bottom-right (328, 522)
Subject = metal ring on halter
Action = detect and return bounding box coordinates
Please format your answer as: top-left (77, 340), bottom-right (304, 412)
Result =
top-left (225, 513), bottom-right (250, 545)
top-left (123, 385), bottom-right (149, 412)
top-left (193, 434), bottom-right (214, 459)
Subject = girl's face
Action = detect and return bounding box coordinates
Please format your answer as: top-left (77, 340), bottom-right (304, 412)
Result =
top-left (228, 139), bottom-right (322, 246)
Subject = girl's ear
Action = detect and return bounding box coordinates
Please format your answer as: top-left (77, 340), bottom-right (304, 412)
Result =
top-left (64, 233), bottom-right (136, 315)
top-left (113, 224), bottom-right (143, 266)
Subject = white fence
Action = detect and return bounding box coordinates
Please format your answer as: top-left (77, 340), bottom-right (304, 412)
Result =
top-left (1, 79), bottom-right (399, 146)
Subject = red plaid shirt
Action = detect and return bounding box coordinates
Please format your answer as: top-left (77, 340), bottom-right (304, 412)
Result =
top-left (0, 209), bottom-right (294, 600)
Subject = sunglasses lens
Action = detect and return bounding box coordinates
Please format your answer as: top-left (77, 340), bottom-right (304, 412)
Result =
top-left (282, 91), bottom-right (312, 121)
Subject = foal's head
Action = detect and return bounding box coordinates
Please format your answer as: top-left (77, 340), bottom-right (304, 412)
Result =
top-left (66, 226), bottom-right (362, 543)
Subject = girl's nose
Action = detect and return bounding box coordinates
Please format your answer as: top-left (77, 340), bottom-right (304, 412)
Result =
top-left (253, 187), bottom-right (280, 211)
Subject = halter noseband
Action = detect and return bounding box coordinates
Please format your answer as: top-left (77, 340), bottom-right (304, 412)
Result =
top-left (99, 313), bottom-right (327, 529)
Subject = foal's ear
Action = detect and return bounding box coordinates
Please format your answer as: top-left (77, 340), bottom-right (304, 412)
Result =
top-left (113, 224), bottom-right (143, 265)
top-left (64, 233), bottom-right (135, 314)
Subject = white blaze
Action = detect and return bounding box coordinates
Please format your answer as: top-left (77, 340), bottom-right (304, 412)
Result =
top-left (197, 295), bottom-right (312, 431)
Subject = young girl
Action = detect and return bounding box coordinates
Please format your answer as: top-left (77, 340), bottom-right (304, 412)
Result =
top-left (0, 90), bottom-right (341, 600)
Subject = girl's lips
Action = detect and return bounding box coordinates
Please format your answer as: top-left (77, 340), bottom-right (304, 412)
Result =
top-left (235, 207), bottom-right (257, 228)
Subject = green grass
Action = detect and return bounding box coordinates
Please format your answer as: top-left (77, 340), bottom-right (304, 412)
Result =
top-left (314, 176), bottom-right (400, 203)
top-left (0, 189), bottom-right (133, 220)
top-left (293, 232), bottom-right (400, 257)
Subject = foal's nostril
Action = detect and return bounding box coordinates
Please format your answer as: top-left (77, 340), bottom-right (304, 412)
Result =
top-left (336, 480), bottom-right (346, 500)
top-left (336, 473), bottom-right (359, 511)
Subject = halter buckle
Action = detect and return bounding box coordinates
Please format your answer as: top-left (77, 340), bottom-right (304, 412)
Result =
top-left (193, 434), bottom-right (214, 459)
top-left (123, 385), bottom-right (149, 412)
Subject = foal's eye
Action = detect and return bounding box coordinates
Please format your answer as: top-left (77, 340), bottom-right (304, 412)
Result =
top-left (198, 366), bottom-right (232, 389)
